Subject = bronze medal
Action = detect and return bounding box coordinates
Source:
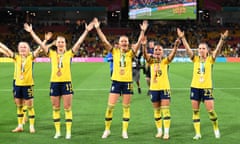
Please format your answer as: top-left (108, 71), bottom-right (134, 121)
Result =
top-left (20, 74), bottom-right (24, 80)
top-left (120, 68), bottom-right (125, 75)
top-left (57, 71), bottom-right (62, 77)
top-left (199, 76), bottom-right (204, 83)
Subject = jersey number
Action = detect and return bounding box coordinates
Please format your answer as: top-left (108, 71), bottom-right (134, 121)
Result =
top-left (204, 89), bottom-right (213, 98)
top-left (27, 87), bottom-right (33, 98)
top-left (66, 83), bottom-right (73, 92)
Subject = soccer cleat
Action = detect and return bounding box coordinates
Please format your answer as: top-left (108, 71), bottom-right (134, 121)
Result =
top-left (193, 134), bottom-right (202, 140)
top-left (214, 129), bottom-right (220, 139)
top-left (155, 132), bottom-right (163, 138)
top-left (122, 131), bottom-right (128, 139)
top-left (53, 133), bottom-right (61, 139)
top-left (29, 127), bottom-right (35, 133)
top-left (12, 127), bottom-right (23, 133)
top-left (163, 134), bottom-right (169, 140)
top-left (101, 130), bottom-right (110, 139)
top-left (138, 88), bottom-right (141, 94)
top-left (65, 133), bottom-right (71, 139)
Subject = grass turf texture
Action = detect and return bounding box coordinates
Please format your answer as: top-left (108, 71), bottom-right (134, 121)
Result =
top-left (0, 62), bottom-right (239, 144)
top-left (133, 6), bottom-right (196, 20)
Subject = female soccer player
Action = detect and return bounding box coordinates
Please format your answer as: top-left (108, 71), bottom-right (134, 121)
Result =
top-left (0, 40), bottom-right (43, 133)
top-left (93, 17), bottom-right (148, 139)
top-left (177, 28), bottom-right (228, 140)
top-left (24, 21), bottom-right (94, 139)
top-left (142, 36), bottom-right (181, 140)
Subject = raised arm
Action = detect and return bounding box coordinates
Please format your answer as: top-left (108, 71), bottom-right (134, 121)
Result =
top-left (24, 23), bottom-right (48, 52)
top-left (33, 32), bottom-right (53, 57)
top-left (141, 36), bottom-right (151, 62)
top-left (132, 20), bottom-right (148, 54)
top-left (177, 28), bottom-right (194, 58)
top-left (33, 39), bottom-right (48, 57)
top-left (0, 48), bottom-right (8, 57)
top-left (93, 18), bottom-right (112, 51)
top-left (0, 42), bottom-right (14, 57)
top-left (167, 38), bottom-right (181, 62)
top-left (72, 21), bottom-right (94, 53)
top-left (212, 30), bottom-right (228, 59)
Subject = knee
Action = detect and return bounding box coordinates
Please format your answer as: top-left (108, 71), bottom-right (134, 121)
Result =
top-left (208, 110), bottom-right (217, 121)
top-left (122, 104), bottom-right (130, 109)
top-left (107, 103), bottom-right (115, 110)
top-left (64, 103), bottom-right (71, 110)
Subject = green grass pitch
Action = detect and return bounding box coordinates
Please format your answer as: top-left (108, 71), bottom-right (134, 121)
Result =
top-left (0, 62), bottom-right (239, 144)
top-left (134, 6), bottom-right (196, 20)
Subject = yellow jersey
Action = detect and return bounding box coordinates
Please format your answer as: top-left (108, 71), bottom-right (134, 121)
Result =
top-left (191, 55), bottom-right (214, 88)
top-left (48, 49), bottom-right (74, 82)
top-left (111, 48), bottom-right (134, 82)
top-left (149, 57), bottom-right (171, 90)
top-left (14, 53), bottom-right (35, 86)
top-left (13, 60), bottom-right (17, 80)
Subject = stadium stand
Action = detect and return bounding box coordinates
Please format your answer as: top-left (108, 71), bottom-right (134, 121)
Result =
top-left (0, 0), bottom-right (240, 57)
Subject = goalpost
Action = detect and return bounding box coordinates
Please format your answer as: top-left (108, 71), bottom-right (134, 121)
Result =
top-left (129, 7), bottom-right (152, 19)
top-left (140, 49), bottom-right (198, 63)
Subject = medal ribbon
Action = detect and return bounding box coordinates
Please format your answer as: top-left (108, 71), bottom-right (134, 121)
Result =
top-left (21, 56), bottom-right (26, 76)
top-left (153, 59), bottom-right (160, 79)
top-left (57, 54), bottom-right (63, 73)
top-left (120, 51), bottom-right (126, 68)
top-left (200, 61), bottom-right (205, 77)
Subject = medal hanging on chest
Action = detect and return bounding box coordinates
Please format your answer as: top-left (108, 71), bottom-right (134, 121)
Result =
top-left (57, 54), bottom-right (63, 77)
top-left (20, 56), bottom-right (26, 80)
top-left (119, 51), bottom-right (126, 75)
top-left (199, 61), bottom-right (205, 83)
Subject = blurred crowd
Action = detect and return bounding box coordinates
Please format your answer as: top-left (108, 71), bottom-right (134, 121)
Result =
top-left (0, 0), bottom-right (240, 57)
top-left (1, 20), bottom-right (240, 58)
top-left (0, 0), bottom-right (98, 7)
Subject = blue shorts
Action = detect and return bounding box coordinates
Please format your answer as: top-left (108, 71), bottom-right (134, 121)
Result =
top-left (150, 90), bottom-right (171, 102)
top-left (12, 79), bottom-right (16, 92)
top-left (50, 82), bottom-right (74, 96)
top-left (110, 81), bottom-right (133, 94)
top-left (14, 86), bottom-right (34, 100)
top-left (190, 87), bottom-right (214, 101)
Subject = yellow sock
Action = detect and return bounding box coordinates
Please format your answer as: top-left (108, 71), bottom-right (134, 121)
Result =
top-left (53, 108), bottom-right (61, 134)
top-left (17, 105), bottom-right (23, 126)
top-left (28, 106), bottom-right (35, 127)
top-left (65, 108), bottom-right (72, 134)
top-left (122, 104), bottom-right (130, 132)
top-left (22, 105), bottom-right (28, 123)
top-left (208, 110), bottom-right (219, 131)
top-left (154, 108), bottom-right (162, 129)
top-left (192, 109), bottom-right (201, 135)
top-left (104, 104), bottom-right (115, 131)
top-left (161, 106), bottom-right (171, 134)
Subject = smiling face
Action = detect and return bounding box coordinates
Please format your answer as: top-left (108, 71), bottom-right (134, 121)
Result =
top-left (198, 43), bottom-right (208, 58)
top-left (56, 36), bottom-right (66, 53)
top-left (154, 45), bottom-right (164, 59)
top-left (118, 36), bottom-right (129, 52)
top-left (18, 42), bottom-right (30, 56)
